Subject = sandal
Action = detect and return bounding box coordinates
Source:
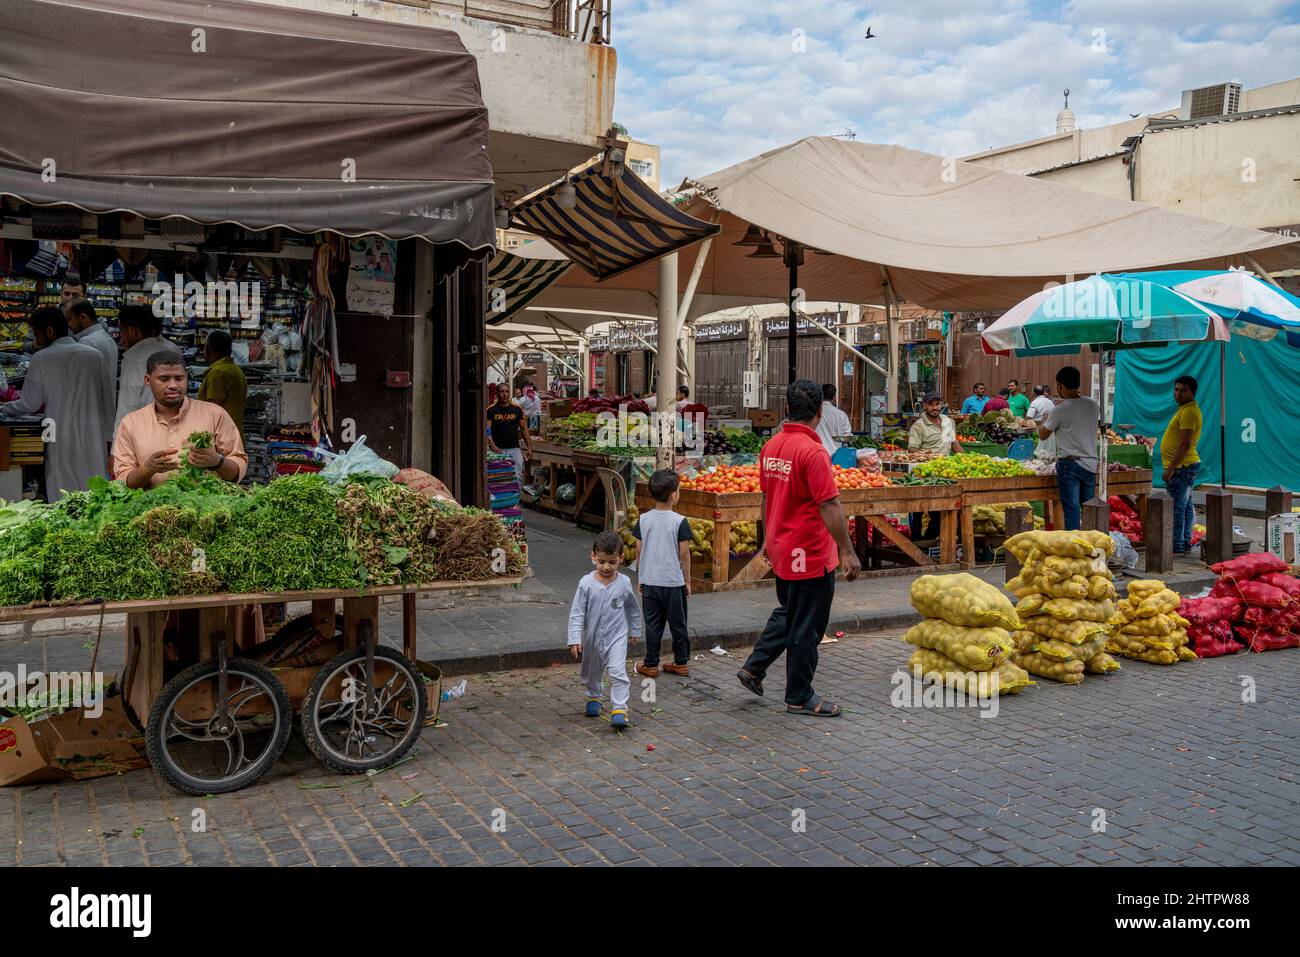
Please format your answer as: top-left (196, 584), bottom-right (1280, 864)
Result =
top-left (786, 695), bottom-right (841, 717)
top-left (737, 669), bottom-right (764, 697)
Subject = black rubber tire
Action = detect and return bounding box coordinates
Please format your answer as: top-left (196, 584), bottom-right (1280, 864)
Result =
top-left (145, 657), bottom-right (292, 796)
top-left (301, 645), bottom-right (426, 774)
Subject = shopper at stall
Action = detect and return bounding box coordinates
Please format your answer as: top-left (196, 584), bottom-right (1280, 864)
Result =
top-left (675, 384), bottom-right (691, 412)
top-left (0, 306), bottom-right (107, 501)
top-left (907, 391), bottom-right (962, 539)
top-left (113, 351), bottom-right (247, 489)
top-left (633, 469), bottom-right (692, 679)
top-left (486, 385), bottom-right (531, 485)
top-left (1161, 375), bottom-right (1203, 555)
top-left (1006, 379), bottom-right (1031, 419)
top-left (197, 330), bottom-right (247, 434)
top-left (521, 383), bottom-right (543, 431)
top-left (60, 273), bottom-right (84, 304)
top-left (960, 382), bottom-right (989, 415)
top-left (736, 378), bottom-right (860, 718)
top-left (815, 383), bottom-right (852, 456)
top-left (1039, 365), bottom-right (1100, 531)
top-left (64, 297), bottom-right (117, 439)
top-left (568, 530), bottom-right (641, 730)
top-left (115, 305), bottom-right (181, 432)
top-left (983, 389), bottom-right (1010, 413)
top-left (1028, 384), bottom-right (1055, 421)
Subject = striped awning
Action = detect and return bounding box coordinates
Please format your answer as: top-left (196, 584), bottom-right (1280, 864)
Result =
top-left (485, 242), bottom-right (572, 325)
top-left (510, 164), bottom-right (719, 281)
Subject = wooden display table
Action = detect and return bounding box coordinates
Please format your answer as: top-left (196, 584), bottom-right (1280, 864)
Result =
top-left (635, 482), bottom-right (963, 592)
top-left (526, 441), bottom-right (607, 528)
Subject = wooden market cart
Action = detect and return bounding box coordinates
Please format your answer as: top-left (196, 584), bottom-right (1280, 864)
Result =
top-left (526, 441), bottom-right (608, 528)
top-left (0, 578), bottom-right (519, 795)
top-left (634, 482), bottom-right (964, 592)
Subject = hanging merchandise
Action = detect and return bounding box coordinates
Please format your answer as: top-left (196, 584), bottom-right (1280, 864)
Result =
top-left (302, 235), bottom-right (347, 443)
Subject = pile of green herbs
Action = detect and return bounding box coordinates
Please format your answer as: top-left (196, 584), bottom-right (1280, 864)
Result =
top-left (0, 471), bottom-right (519, 606)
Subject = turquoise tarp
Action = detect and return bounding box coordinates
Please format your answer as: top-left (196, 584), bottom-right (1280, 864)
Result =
top-left (1114, 336), bottom-right (1300, 492)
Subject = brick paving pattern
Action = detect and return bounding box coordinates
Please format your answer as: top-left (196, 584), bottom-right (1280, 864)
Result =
top-left (4, 633), bottom-right (1296, 866)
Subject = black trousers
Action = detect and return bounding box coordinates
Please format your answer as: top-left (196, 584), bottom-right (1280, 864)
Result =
top-left (909, 511), bottom-right (940, 541)
top-left (642, 585), bottom-right (689, 666)
top-left (743, 571), bottom-right (836, 706)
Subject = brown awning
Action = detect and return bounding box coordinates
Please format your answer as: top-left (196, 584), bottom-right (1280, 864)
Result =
top-left (0, 0), bottom-right (496, 249)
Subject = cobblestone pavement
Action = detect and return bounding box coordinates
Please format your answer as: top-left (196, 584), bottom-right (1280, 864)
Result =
top-left (3, 633), bottom-right (1296, 867)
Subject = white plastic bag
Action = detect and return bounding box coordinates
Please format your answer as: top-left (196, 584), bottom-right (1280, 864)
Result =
top-left (318, 435), bottom-right (399, 482)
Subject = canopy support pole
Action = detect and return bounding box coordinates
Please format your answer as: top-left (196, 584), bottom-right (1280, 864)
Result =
top-left (787, 244), bottom-right (799, 385)
top-left (1097, 348), bottom-right (1109, 502)
top-left (878, 265), bottom-right (899, 410)
top-left (796, 309), bottom-right (889, 377)
top-left (656, 252), bottom-right (679, 469)
top-left (1219, 339), bottom-right (1227, 489)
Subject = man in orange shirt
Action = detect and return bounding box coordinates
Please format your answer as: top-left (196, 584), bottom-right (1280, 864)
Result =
top-left (112, 351), bottom-right (247, 488)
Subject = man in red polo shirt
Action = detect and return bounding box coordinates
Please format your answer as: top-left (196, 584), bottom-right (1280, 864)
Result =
top-left (737, 379), bottom-right (860, 717)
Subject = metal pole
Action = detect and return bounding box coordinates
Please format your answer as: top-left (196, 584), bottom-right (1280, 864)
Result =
top-left (1219, 338), bottom-right (1227, 489)
top-left (1097, 348), bottom-right (1109, 501)
top-left (656, 252), bottom-right (679, 469)
top-left (787, 251), bottom-right (798, 386)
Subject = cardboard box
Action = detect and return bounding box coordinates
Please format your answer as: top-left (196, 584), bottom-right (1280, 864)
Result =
top-left (1265, 513), bottom-right (1300, 564)
top-left (745, 408), bottom-right (778, 428)
top-left (1, 694), bottom-right (147, 787)
top-left (546, 399), bottom-right (572, 419)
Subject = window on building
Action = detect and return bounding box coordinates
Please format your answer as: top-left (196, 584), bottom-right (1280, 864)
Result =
top-left (629, 159), bottom-right (655, 181)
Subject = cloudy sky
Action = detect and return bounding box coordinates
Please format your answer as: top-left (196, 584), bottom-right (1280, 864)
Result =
top-left (611, 0), bottom-right (1300, 186)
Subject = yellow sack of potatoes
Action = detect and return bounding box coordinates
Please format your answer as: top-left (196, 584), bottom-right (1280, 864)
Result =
top-left (1177, 645), bottom-right (1198, 662)
top-left (1011, 650), bottom-right (1085, 684)
top-left (1036, 597), bottom-right (1117, 623)
top-left (902, 619), bottom-right (1014, 672)
top-left (1008, 573), bottom-right (1088, 600)
top-left (1024, 614), bottom-right (1108, 645)
top-left (1085, 652), bottom-right (1121, 674)
top-left (1126, 579), bottom-right (1167, 601)
top-left (1010, 630), bottom-right (1037, 654)
top-left (1032, 633), bottom-right (1109, 662)
top-left (906, 649), bottom-right (1033, 698)
top-left (1135, 589), bottom-right (1181, 619)
top-left (910, 573), bottom-right (1020, 630)
top-left (1027, 553), bottom-right (1109, 584)
top-left (1015, 594), bottom-right (1046, 617)
top-left (1120, 612), bottom-right (1188, 638)
top-left (1087, 575), bottom-right (1117, 601)
top-left (1127, 646), bottom-right (1180, 665)
top-left (1006, 529), bottom-right (1115, 561)
top-left (1106, 631), bottom-right (1184, 662)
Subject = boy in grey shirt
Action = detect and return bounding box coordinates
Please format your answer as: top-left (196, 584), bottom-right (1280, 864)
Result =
top-left (634, 469), bottom-right (693, 678)
top-left (568, 530), bottom-right (642, 729)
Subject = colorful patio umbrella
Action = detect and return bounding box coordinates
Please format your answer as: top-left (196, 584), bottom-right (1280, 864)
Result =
top-left (1112, 268), bottom-right (1300, 488)
top-left (980, 274), bottom-right (1231, 502)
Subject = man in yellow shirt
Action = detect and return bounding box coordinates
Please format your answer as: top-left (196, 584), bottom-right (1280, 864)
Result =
top-left (197, 330), bottom-right (248, 434)
top-left (1161, 375), bottom-right (1202, 555)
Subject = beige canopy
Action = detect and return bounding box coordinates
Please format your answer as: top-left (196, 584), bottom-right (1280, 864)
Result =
top-left (540, 137), bottom-right (1300, 311)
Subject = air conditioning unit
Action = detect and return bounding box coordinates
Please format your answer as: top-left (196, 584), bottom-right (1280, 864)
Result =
top-left (1179, 83), bottom-right (1242, 121)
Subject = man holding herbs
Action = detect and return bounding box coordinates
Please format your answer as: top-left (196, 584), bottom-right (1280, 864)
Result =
top-left (112, 351), bottom-right (247, 489)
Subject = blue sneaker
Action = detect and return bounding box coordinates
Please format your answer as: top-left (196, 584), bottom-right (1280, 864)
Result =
top-left (610, 710), bottom-right (628, 730)
top-left (584, 699), bottom-right (602, 718)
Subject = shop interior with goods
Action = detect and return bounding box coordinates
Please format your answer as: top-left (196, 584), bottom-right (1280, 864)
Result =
top-left (0, 209), bottom-right (526, 792)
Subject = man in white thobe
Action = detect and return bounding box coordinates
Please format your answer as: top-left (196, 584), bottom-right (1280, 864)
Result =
top-left (115, 304), bottom-right (181, 434)
top-left (65, 297), bottom-right (118, 439)
top-left (0, 306), bottom-right (107, 501)
top-left (815, 383), bottom-right (852, 456)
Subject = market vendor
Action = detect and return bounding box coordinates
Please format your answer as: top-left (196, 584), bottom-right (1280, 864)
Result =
top-left (1161, 375), bottom-right (1202, 555)
top-left (960, 382), bottom-right (989, 415)
top-left (907, 391), bottom-right (962, 541)
top-left (1038, 365), bottom-right (1100, 531)
top-left (115, 305), bottom-right (182, 433)
top-left (112, 352), bottom-right (247, 488)
top-left (197, 330), bottom-right (247, 435)
top-left (486, 385), bottom-right (531, 485)
top-left (1006, 379), bottom-right (1031, 419)
top-left (1028, 384), bottom-right (1055, 420)
top-left (908, 392), bottom-right (963, 457)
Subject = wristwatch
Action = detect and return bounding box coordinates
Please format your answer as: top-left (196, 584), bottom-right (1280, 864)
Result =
top-left (208, 452), bottom-right (226, 471)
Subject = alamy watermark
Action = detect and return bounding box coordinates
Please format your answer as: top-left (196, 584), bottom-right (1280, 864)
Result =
top-left (0, 666), bottom-right (105, 719)
top-left (890, 666), bottom-right (1000, 719)
top-left (151, 274), bottom-right (261, 321)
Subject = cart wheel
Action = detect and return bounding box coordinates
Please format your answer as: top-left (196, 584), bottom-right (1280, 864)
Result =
top-left (145, 658), bottom-right (292, 796)
top-left (301, 646), bottom-right (426, 774)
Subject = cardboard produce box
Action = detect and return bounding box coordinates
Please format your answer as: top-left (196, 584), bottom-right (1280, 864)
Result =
top-left (546, 399), bottom-right (573, 419)
top-left (746, 408), bottom-right (779, 428)
top-left (0, 693), bottom-right (146, 787)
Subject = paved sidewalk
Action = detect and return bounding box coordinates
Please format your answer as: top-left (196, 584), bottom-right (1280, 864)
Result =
top-left (4, 632), bottom-right (1295, 866)
top-left (0, 508), bottom-right (1219, 679)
